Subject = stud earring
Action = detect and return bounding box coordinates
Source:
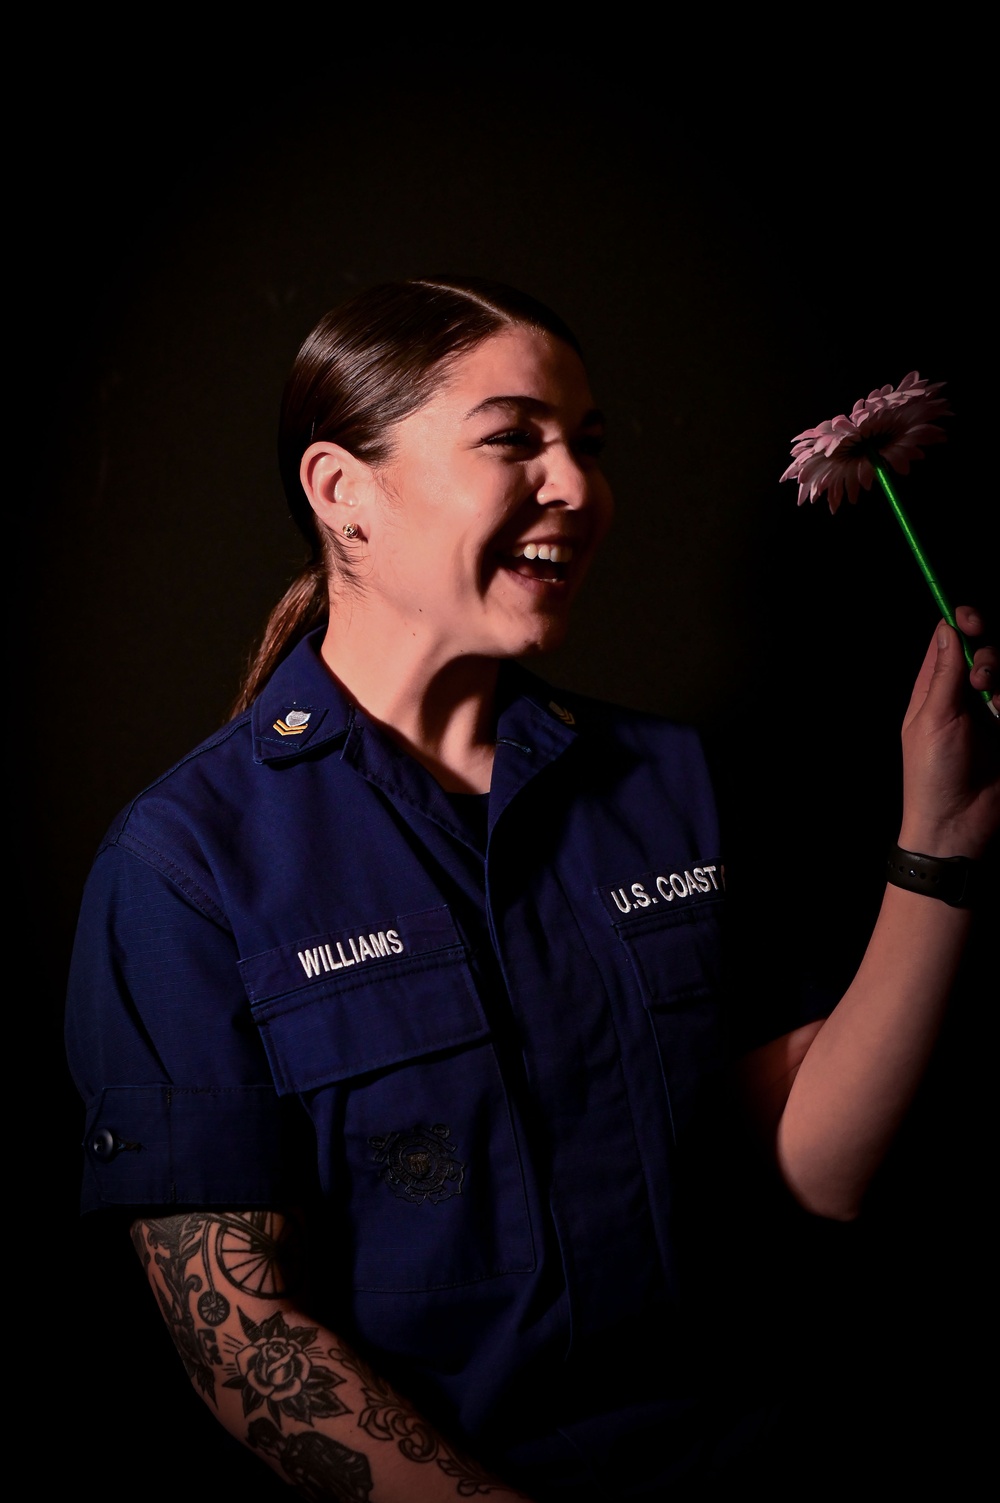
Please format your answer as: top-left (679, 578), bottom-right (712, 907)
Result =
top-left (342, 523), bottom-right (360, 539)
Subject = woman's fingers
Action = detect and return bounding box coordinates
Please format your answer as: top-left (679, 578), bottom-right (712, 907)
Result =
top-left (970, 652), bottom-right (998, 704)
top-left (954, 605), bottom-right (984, 636)
top-left (955, 605), bottom-right (999, 711)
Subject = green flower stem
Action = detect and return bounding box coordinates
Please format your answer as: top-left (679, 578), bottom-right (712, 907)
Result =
top-left (873, 461), bottom-right (992, 709)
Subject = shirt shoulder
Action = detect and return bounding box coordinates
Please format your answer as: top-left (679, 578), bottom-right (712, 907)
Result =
top-left (96, 712), bottom-right (256, 921)
top-left (100, 632), bottom-right (354, 906)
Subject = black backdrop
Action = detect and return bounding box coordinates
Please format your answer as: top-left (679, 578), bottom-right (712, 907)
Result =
top-left (24, 48), bottom-right (992, 1496)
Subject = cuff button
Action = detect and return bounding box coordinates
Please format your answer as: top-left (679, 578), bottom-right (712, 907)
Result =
top-left (90, 1128), bottom-right (119, 1161)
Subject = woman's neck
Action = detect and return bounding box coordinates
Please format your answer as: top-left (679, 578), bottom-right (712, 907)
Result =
top-left (319, 619), bottom-right (499, 794)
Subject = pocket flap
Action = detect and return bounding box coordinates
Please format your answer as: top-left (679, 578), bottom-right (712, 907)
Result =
top-left (238, 906), bottom-right (488, 1093)
top-left (614, 900), bottom-right (724, 1007)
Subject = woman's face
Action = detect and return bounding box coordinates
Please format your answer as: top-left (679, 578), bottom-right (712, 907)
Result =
top-left (363, 325), bottom-right (613, 663)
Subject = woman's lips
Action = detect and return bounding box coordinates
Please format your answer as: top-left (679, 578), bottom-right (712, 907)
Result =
top-left (510, 542), bottom-right (574, 564)
top-left (500, 557), bottom-right (569, 585)
top-left (496, 539), bottom-right (576, 582)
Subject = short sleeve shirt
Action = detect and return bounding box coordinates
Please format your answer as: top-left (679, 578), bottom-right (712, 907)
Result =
top-left (67, 630), bottom-right (775, 1493)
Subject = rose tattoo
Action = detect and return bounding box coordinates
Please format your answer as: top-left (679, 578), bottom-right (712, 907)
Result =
top-left (224, 1309), bottom-right (349, 1428)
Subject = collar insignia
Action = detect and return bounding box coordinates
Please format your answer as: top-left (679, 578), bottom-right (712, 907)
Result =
top-left (548, 700), bottom-right (575, 726)
top-left (273, 708), bottom-right (312, 736)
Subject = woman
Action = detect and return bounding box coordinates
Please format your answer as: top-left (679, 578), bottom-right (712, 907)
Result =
top-left (67, 277), bottom-right (998, 1500)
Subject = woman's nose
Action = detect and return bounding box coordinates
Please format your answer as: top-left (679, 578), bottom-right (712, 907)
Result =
top-left (536, 448), bottom-right (593, 509)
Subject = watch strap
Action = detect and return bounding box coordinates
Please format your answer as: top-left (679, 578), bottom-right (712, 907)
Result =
top-left (886, 844), bottom-right (976, 907)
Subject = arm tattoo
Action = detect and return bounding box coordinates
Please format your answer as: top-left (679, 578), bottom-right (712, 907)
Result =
top-left (334, 1343), bottom-right (502, 1497)
top-left (224, 1307), bottom-right (351, 1428)
top-left (131, 1211), bottom-right (301, 1406)
top-left (132, 1213), bottom-right (226, 1402)
top-left (214, 1209), bottom-right (302, 1299)
top-left (134, 1213), bottom-right (507, 1498)
top-left (248, 1419), bottom-right (373, 1503)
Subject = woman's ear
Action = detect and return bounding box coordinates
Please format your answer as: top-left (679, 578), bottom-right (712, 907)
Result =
top-left (299, 442), bottom-right (375, 536)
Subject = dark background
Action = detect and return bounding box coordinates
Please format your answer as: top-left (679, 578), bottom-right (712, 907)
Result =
top-left (24, 44), bottom-right (992, 1496)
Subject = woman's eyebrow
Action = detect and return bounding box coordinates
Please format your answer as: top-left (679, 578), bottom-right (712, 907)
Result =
top-left (463, 395), bottom-right (605, 427)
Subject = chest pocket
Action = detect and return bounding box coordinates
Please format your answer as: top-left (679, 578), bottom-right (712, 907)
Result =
top-left (239, 906), bottom-right (535, 1292)
top-left (613, 898), bottom-right (727, 1143)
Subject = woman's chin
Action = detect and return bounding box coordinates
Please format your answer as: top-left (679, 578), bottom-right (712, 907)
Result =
top-left (510, 615), bottom-right (573, 660)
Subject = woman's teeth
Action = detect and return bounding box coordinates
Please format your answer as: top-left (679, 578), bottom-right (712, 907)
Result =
top-left (511, 543), bottom-right (573, 563)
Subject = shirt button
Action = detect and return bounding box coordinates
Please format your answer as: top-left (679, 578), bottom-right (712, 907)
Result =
top-left (90, 1128), bottom-right (119, 1160)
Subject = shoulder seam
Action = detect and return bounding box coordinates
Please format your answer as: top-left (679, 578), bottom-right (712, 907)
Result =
top-left (118, 713), bottom-right (253, 821)
top-left (109, 830), bottom-right (230, 929)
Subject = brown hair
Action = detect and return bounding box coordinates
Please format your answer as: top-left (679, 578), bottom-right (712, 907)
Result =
top-left (231, 276), bottom-right (582, 715)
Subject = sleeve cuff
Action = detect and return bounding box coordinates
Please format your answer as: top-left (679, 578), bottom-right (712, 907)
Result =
top-left (80, 1084), bottom-right (306, 1212)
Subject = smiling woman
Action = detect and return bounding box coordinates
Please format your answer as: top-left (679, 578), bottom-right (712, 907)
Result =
top-left (294, 324), bottom-right (613, 790)
top-left (66, 276), bottom-right (999, 1501)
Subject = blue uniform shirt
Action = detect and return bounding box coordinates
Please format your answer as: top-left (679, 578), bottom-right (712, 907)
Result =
top-left (68, 630), bottom-right (760, 1494)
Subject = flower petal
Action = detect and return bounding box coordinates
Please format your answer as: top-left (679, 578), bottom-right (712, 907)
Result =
top-left (780, 373), bottom-right (948, 504)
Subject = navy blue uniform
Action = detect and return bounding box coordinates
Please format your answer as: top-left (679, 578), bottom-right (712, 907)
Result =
top-left (68, 630), bottom-right (773, 1497)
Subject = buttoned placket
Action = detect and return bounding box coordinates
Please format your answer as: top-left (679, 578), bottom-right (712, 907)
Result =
top-left (252, 641), bottom-right (682, 1345)
top-left (344, 684), bottom-right (676, 1346)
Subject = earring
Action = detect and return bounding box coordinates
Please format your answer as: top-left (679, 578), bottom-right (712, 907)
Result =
top-left (342, 523), bottom-right (360, 539)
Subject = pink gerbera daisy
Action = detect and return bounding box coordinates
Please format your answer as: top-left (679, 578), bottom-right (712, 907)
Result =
top-left (781, 372), bottom-right (951, 512)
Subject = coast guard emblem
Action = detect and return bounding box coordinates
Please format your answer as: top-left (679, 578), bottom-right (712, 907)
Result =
top-left (273, 709), bottom-right (312, 736)
top-left (369, 1124), bottom-right (465, 1205)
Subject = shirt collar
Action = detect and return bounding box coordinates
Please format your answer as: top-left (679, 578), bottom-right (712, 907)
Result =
top-left (488, 668), bottom-right (580, 828)
top-left (251, 630), bottom-right (353, 765)
top-left (251, 630), bottom-right (582, 819)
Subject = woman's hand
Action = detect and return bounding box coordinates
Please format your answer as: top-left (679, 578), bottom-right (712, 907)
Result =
top-left (898, 605), bottom-right (999, 860)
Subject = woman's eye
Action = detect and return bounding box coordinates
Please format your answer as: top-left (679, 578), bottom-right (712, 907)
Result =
top-left (481, 429), bottom-right (537, 452)
top-left (478, 429), bottom-right (605, 462)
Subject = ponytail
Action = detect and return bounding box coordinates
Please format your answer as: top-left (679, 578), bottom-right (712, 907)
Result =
top-left (230, 560), bottom-right (328, 718)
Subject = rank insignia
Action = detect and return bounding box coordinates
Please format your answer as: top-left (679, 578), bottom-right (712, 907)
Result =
top-left (548, 700), bottom-right (576, 726)
top-left (368, 1123), bottom-right (465, 1205)
top-left (273, 709), bottom-right (312, 736)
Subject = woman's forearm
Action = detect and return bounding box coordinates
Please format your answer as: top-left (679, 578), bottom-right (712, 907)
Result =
top-left (772, 883), bottom-right (972, 1220)
top-left (131, 1211), bottom-right (531, 1501)
top-left (760, 613), bottom-right (996, 1219)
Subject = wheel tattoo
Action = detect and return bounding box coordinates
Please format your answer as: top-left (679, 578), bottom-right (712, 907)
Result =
top-left (215, 1211), bottom-right (299, 1298)
top-left (197, 1288), bottom-right (231, 1325)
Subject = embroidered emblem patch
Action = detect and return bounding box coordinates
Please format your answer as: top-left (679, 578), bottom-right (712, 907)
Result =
top-left (548, 700), bottom-right (576, 726)
top-left (273, 709), bottom-right (312, 737)
top-left (368, 1124), bottom-right (465, 1205)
